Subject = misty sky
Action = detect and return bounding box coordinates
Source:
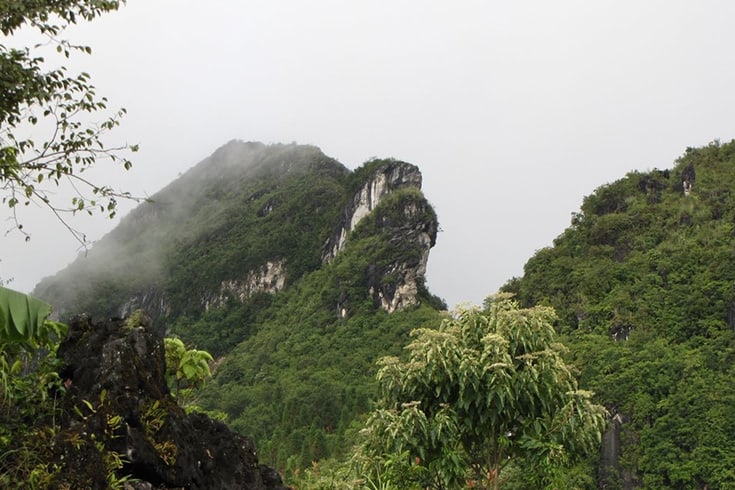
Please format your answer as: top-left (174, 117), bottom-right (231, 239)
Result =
top-left (3, 1), bottom-right (735, 309)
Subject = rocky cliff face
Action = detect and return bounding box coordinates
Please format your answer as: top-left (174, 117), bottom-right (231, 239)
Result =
top-left (366, 191), bottom-right (437, 313)
top-left (202, 259), bottom-right (287, 312)
top-left (118, 259), bottom-right (289, 321)
top-left (322, 160), bottom-right (423, 262)
top-left (51, 313), bottom-right (288, 490)
top-left (322, 160), bottom-right (434, 313)
top-left (119, 287), bottom-right (171, 320)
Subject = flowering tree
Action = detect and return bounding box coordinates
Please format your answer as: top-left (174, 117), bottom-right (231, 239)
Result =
top-left (358, 295), bottom-right (608, 489)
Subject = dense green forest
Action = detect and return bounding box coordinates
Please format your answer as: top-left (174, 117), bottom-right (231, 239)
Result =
top-left (503, 139), bottom-right (735, 488)
top-left (4, 1), bottom-right (735, 487)
top-left (33, 141), bottom-right (449, 475)
top-left (21, 139), bottom-right (735, 489)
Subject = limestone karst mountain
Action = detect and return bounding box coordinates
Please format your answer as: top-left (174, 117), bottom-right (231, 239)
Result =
top-left (34, 140), bottom-right (446, 471)
top-left (35, 141), bottom-right (440, 325)
top-left (29, 139), bottom-right (735, 487)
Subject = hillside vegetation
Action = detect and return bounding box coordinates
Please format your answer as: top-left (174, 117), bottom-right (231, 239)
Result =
top-left (31, 139), bottom-right (735, 488)
top-left (503, 140), bottom-right (735, 488)
top-left (33, 141), bottom-right (447, 472)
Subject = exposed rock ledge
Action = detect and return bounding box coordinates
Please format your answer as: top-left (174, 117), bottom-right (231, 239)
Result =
top-left (203, 260), bottom-right (287, 311)
top-left (51, 313), bottom-right (288, 490)
top-left (322, 160), bottom-right (423, 262)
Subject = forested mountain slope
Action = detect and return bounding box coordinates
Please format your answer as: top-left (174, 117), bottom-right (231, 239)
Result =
top-left (33, 141), bottom-right (446, 471)
top-left (503, 140), bottom-right (735, 489)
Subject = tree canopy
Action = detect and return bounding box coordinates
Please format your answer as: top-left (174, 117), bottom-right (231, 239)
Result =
top-left (0, 0), bottom-right (137, 244)
top-left (357, 295), bottom-right (607, 489)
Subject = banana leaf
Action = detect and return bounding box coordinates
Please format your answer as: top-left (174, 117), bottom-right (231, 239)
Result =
top-left (0, 285), bottom-right (53, 342)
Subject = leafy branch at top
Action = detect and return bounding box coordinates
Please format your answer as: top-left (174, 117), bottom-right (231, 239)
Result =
top-left (0, 0), bottom-right (142, 247)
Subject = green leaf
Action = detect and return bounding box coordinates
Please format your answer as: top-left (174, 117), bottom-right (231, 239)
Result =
top-left (0, 286), bottom-right (53, 342)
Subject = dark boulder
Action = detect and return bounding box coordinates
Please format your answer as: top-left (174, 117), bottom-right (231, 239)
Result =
top-left (52, 313), bottom-right (288, 490)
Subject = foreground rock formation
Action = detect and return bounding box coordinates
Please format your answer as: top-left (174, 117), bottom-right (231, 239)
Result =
top-left (50, 313), bottom-right (287, 490)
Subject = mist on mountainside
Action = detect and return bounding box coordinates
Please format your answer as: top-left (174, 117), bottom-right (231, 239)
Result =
top-left (33, 141), bottom-right (352, 318)
top-left (31, 140), bottom-right (446, 471)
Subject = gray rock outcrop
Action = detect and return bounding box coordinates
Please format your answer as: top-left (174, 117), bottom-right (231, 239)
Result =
top-left (322, 160), bottom-right (436, 313)
top-left (51, 313), bottom-right (288, 490)
top-left (322, 160), bottom-right (423, 262)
